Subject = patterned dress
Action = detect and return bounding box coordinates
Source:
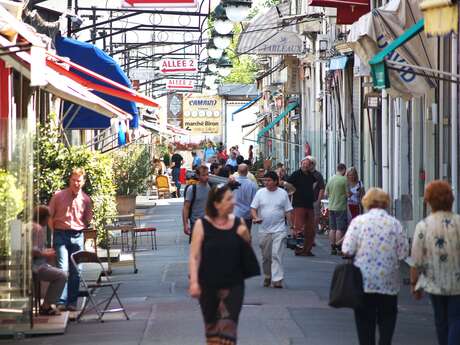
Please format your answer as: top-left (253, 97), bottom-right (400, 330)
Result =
top-left (411, 211), bottom-right (460, 295)
top-left (342, 208), bottom-right (409, 295)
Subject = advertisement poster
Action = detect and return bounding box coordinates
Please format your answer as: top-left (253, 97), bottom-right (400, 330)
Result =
top-left (167, 93), bottom-right (183, 127)
top-left (183, 96), bottom-right (221, 135)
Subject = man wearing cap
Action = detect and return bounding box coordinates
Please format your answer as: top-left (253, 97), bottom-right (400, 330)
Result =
top-left (283, 157), bottom-right (317, 256)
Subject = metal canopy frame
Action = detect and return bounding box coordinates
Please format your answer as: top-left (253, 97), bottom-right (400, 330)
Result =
top-left (31, 0), bottom-right (212, 97)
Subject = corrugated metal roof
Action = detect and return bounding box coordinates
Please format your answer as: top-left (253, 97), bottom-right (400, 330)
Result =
top-left (218, 84), bottom-right (259, 97)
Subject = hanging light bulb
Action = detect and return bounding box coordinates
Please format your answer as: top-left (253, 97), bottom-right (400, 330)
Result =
top-left (212, 30), bottom-right (233, 50)
top-left (207, 58), bottom-right (218, 73)
top-left (206, 40), bottom-right (223, 59)
top-left (212, 4), bottom-right (234, 35)
top-left (223, 0), bottom-right (252, 23)
top-left (217, 53), bottom-right (233, 77)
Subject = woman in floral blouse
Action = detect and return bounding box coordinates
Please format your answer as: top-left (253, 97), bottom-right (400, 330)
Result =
top-left (342, 188), bottom-right (409, 345)
top-left (411, 180), bottom-right (460, 345)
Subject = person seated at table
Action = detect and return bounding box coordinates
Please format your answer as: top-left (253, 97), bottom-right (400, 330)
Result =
top-left (32, 206), bottom-right (68, 316)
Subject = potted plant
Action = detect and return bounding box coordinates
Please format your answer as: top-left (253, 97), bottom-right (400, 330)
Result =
top-left (111, 144), bottom-right (151, 214)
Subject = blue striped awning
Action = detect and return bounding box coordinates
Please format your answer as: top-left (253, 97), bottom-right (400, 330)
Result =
top-left (257, 102), bottom-right (299, 141)
top-left (231, 95), bottom-right (261, 120)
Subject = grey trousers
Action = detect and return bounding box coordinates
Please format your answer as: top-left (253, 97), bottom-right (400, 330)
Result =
top-left (259, 231), bottom-right (286, 282)
top-left (34, 264), bottom-right (68, 305)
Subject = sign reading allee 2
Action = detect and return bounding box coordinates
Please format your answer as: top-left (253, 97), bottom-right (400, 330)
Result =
top-left (159, 59), bottom-right (198, 74)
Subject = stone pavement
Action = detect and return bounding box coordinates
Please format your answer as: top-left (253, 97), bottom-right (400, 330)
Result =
top-left (13, 199), bottom-right (437, 345)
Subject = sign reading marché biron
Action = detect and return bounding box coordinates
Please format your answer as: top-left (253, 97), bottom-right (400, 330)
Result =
top-left (183, 96), bottom-right (222, 135)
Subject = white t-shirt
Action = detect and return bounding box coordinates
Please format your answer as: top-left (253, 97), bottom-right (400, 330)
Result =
top-left (250, 187), bottom-right (293, 233)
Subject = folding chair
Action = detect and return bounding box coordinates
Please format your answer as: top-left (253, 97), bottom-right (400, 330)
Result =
top-left (70, 250), bottom-right (129, 322)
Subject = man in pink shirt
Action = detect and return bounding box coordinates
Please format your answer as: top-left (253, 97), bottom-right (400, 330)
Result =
top-left (49, 167), bottom-right (92, 311)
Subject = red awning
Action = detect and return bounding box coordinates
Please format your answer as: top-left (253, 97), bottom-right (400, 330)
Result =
top-left (46, 52), bottom-right (159, 108)
top-left (308, 0), bottom-right (370, 24)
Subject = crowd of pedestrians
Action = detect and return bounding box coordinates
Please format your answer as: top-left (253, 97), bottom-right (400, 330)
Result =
top-left (183, 148), bottom-right (460, 345)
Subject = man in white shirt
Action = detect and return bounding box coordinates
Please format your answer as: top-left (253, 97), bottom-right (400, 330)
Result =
top-left (251, 171), bottom-right (293, 288)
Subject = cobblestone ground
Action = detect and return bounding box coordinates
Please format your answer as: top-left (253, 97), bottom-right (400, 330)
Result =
top-left (14, 199), bottom-right (437, 345)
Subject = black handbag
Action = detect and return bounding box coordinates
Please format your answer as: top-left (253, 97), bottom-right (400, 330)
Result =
top-left (329, 260), bottom-right (364, 309)
top-left (239, 236), bottom-right (261, 279)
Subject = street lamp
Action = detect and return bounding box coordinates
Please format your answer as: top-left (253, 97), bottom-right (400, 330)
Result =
top-left (217, 53), bottom-right (233, 77)
top-left (211, 29), bottom-right (233, 50)
top-left (212, 4), bottom-right (234, 35)
top-left (206, 40), bottom-right (223, 59)
top-left (223, 0), bottom-right (252, 23)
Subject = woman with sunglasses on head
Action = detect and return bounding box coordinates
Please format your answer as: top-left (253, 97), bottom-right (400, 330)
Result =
top-left (189, 184), bottom-right (252, 345)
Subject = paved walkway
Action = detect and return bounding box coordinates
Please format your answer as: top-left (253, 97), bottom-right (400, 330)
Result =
top-left (16, 199), bottom-right (437, 345)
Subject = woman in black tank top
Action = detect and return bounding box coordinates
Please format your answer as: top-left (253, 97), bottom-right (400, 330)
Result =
top-left (189, 184), bottom-right (252, 345)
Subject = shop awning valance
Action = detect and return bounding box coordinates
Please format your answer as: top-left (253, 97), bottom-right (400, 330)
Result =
top-left (257, 102), bottom-right (299, 141)
top-left (348, 0), bottom-right (436, 98)
top-left (237, 3), bottom-right (306, 55)
top-left (55, 36), bottom-right (158, 129)
top-left (308, 0), bottom-right (370, 24)
top-left (231, 95), bottom-right (261, 120)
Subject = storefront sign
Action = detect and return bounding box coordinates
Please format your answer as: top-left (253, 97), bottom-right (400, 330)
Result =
top-left (159, 59), bottom-right (198, 74)
top-left (183, 95), bottom-right (222, 134)
top-left (166, 79), bottom-right (195, 90)
top-left (122, 0), bottom-right (197, 8)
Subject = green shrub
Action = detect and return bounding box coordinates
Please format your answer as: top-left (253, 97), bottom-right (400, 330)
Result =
top-left (0, 170), bottom-right (24, 256)
top-left (111, 144), bottom-right (150, 196)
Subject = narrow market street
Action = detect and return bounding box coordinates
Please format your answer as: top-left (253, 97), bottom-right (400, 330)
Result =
top-left (15, 199), bottom-right (437, 345)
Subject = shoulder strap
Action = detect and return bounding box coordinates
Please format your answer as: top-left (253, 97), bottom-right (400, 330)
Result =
top-left (188, 184), bottom-right (197, 219)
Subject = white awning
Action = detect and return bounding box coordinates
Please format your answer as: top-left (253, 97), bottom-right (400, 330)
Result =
top-left (237, 3), bottom-right (305, 56)
top-left (348, 0), bottom-right (436, 98)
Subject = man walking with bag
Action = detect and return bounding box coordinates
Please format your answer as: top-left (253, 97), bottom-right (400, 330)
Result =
top-left (182, 166), bottom-right (210, 242)
top-left (251, 171), bottom-right (293, 288)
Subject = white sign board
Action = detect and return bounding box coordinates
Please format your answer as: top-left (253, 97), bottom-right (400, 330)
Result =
top-left (166, 79), bottom-right (195, 90)
top-left (159, 59), bottom-right (198, 74)
top-left (129, 68), bottom-right (157, 81)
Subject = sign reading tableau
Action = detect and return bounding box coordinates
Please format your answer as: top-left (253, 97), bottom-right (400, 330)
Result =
top-left (183, 96), bottom-right (221, 135)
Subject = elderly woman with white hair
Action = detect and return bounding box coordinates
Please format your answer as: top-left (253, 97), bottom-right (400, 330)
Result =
top-left (342, 188), bottom-right (409, 345)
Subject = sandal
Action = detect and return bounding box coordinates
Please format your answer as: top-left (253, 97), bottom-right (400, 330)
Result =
top-left (39, 306), bottom-right (61, 316)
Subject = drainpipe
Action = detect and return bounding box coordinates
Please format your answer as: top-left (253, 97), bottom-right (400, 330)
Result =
top-left (452, 34), bottom-right (458, 212)
top-left (382, 89), bottom-right (389, 192)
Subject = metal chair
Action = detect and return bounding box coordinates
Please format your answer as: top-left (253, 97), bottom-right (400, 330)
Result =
top-left (70, 250), bottom-right (129, 322)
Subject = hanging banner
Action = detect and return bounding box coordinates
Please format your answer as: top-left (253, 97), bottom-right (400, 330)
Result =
top-left (167, 93), bottom-right (183, 127)
top-left (166, 79), bottom-right (195, 90)
top-left (183, 95), bottom-right (222, 134)
top-left (159, 59), bottom-right (198, 74)
top-left (122, 0), bottom-right (197, 8)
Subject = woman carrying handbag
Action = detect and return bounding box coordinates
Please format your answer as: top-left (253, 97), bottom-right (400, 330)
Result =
top-left (189, 184), bottom-right (259, 345)
top-left (341, 188), bottom-right (409, 345)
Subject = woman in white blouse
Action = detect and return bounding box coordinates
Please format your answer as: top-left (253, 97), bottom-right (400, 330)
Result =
top-left (411, 180), bottom-right (460, 345)
top-left (342, 188), bottom-right (409, 345)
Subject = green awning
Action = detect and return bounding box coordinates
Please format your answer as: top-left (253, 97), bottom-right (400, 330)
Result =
top-left (369, 18), bottom-right (425, 89)
top-left (257, 102), bottom-right (299, 141)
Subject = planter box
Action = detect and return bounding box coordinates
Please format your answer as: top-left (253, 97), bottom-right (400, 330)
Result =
top-left (115, 195), bottom-right (136, 215)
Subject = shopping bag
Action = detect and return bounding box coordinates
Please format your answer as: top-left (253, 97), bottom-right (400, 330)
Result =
top-left (329, 262), bottom-right (364, 309)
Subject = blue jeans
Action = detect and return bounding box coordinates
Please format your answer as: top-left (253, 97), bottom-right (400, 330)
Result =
top-left (429, 294), bottom-right (460, 345)
top-left (172, 167), bottom-right (181, 195)
top-left (53, 230), bottom-right (84, 307)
